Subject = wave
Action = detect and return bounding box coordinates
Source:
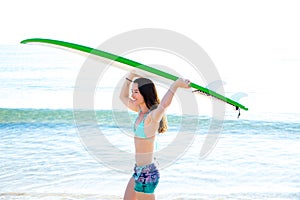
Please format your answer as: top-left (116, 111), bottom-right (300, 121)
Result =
top-left (1, 108), bottom-right (299, 137)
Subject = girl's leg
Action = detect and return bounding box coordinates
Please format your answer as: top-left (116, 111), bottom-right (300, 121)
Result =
top-left (123, 177), bottom-right (136, 200)
top-left (136, 192), bottom-right (155, 200)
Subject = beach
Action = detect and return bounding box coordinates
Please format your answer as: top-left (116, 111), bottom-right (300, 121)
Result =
top-left (1, 42), bottom-right (299, 200)
top-left (1, 107), bottom-right (299, 199)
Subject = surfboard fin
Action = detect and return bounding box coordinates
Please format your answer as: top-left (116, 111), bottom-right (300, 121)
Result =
top-left (236, 106), bottom-right (241, 118)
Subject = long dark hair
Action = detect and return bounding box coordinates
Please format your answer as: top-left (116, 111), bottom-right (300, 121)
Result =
top-left (133, 78), bottom-right (167, 133)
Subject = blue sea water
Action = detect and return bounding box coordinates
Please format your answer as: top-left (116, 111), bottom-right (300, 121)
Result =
top-left (1, 45), bottom-right (300, 199)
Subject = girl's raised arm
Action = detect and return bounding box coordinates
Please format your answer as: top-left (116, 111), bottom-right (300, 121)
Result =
top-left (150, 78), bottom-right (191, 122)
top-left (119, 72), bottom-right (139, 112)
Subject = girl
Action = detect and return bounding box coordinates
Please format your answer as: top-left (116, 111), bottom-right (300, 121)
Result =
top-left (120, 71), bottom-right (190, 200)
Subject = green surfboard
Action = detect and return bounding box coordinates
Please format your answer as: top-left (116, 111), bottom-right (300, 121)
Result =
top-left (21, 38), bottom-right (248, 112)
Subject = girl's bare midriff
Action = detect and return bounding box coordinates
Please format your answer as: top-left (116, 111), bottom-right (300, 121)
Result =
top-left (134, 119), bottom-right (158, 166)
top-left (134, 136), bottom-right (155, 166)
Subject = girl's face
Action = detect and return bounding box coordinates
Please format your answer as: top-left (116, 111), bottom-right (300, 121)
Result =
top-left (131, 83), bottom-right (145, 106)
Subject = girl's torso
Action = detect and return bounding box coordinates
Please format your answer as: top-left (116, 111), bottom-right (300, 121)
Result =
top-left (133, 111), bottom-right (159, 166)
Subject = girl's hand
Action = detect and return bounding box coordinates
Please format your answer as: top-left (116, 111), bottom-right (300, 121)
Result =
top-left (127, 70), bottom-right (142, 80)
top-left (174, 78), bottom-right (191, 89)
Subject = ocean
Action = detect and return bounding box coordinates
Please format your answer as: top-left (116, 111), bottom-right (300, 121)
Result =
top-left (1, 45), bottom-right (299, 199)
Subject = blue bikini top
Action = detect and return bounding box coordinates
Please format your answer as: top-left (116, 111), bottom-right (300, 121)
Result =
top-left (133, 110), bottom-right (149, 139)
top-left (133, 110), bottom-right (158, 151)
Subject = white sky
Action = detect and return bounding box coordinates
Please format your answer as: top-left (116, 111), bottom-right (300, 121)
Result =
top-left (1, 0), bottom-right (300, 115)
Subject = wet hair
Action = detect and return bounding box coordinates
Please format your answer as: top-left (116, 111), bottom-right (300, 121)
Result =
top-left (133, 78), bottom-right (167, 133)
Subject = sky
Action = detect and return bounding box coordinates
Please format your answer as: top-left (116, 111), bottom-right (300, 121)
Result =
top-left (1, 0), bottom-right (299, 116)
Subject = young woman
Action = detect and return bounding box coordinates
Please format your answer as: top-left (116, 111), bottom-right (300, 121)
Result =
top-left (120, 71), bottom-right (191, 200)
